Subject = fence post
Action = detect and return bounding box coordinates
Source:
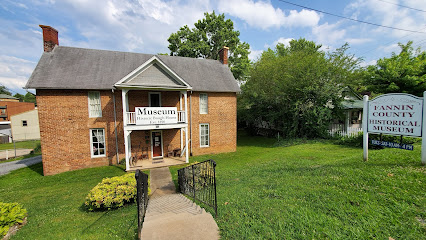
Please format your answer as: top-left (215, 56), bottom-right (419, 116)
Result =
top-left (135, 170), bottom-right (141, 240)
top-left (212, 160), bottom-right (217, 217)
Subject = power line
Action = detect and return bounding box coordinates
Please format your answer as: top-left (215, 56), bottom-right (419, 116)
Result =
top-left (358, 26), bottom-right (426, 57)
top-left (277, 0), bottom-right (426, 34)
top-left (375, 0), bottom-right (426, 13)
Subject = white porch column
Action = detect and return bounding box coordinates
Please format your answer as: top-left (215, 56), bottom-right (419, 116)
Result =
top-left (185, 126), bottom-right (189, 163)
top-left (121, 89), bottom-right (129, 126)
top-left (183, 90), bottom-right (189, 163)
top-left (124, 130), bottom-right (130, 171)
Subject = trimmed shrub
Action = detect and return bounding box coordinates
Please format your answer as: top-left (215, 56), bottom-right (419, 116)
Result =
top-left (0, 202), bottom-right (27, 238)
top-left (85, 173), bottom-right (150, 211)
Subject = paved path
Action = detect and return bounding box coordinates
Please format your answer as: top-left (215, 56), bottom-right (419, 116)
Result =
top-left (141, 167), bottom-right (220, 240)
top-left (0, 148), bottom-right (33, 160)
top-left (0, 155), bottom-right (42, 176)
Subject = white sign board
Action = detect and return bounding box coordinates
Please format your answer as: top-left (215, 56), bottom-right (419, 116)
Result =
top-left (368, 94), bottom-right (423, 137)
top-left (135, 107), bottom-right (178, 125)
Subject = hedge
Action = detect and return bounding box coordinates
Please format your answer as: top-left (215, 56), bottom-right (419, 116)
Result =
top-left (85, 173), bottom-right (150, 211)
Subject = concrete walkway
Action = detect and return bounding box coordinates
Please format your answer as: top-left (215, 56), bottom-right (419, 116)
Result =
top-left (141, 167), bottom-right (220, 240)
top-left (0, 155), bottom-right (42, 176)
top-left (0, 148), bottom-right (33, 160)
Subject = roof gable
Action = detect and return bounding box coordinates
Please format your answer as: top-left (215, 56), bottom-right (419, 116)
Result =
top-left (115, 56), bottom-right (191, 90)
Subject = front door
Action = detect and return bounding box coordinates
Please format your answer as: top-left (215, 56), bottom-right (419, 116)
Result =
top-left (151, 131), bottom-right (163, 158)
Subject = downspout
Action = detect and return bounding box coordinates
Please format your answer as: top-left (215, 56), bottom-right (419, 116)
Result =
top-left (190, 91), bottom-right (193, 156)
top-left (112, 89), bottom-right (120, 164)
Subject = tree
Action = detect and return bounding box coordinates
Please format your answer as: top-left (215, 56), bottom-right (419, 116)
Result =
top-left (13, 93), bottom-right (25, 101)
top-left (239, 39), bottom-right (361, 138)
top-left (364, 41), bottom-right (426, 97)
top-left (168, 11), bottom-right (250, 81)
top-left (24, 92), bottom-right (36, 103)
top-left (0, 85), bottom-right (11, 95)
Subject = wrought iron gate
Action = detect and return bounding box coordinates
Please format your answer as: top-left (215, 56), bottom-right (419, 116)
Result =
top-left (177, 159), bottom-right (217, 216)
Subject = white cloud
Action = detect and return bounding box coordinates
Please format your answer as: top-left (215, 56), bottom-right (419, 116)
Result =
top-left (0, 55), bottom-right (36, 93)
top-left (312, 22), bottom-right (346, 45)
top-left (345, 38), bottom-right (372, 45)
top-left (360, 59), bottom-right (377, 67)
top-left (274, 37), bottom-right (293, 47)
top-left (217, 0), bottom-right (320, 29)
top-left (248, 48), bottom-right (263, 61)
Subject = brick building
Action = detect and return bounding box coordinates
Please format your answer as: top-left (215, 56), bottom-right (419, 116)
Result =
top-left (26, 25), bottom-right (239, 175)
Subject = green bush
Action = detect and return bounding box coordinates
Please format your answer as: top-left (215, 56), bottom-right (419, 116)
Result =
top-left (85, 173), bottom-right (150, 211)
top-left (0, 202), bottom-right (27, 238)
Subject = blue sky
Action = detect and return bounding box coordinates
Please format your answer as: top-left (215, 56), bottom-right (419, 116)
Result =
top-left (0, 0), bottom-right (425, 94)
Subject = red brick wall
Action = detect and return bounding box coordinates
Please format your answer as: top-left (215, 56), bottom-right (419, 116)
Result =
top-left (0, 101), bottom-right (35, 121)
top-left (189, 92), bottom-right (237, 155)
top-left (37, 89), bottom-right (236, 175)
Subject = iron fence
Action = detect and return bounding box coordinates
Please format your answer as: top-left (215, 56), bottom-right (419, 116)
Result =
top-left (135, 169), bottom-right (149, 240)
top-left (178, 159), bottom-right (217, 217)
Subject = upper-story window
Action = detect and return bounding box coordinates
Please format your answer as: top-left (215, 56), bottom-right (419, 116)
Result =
top-left (88, 91), bottom-right (102, 118)
top-left (200, 93), bottom-right (208, 114)
top-left (149, 92), bottom-right (161, 107)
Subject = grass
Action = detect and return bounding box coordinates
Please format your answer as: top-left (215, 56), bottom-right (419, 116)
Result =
top-left (171, 132), bottom-right (426, 239)
top-left (0, 140), bottom-right (40, 151)
top-left (0, 163), bottom-right (139, 239)
top-left (0, 140), bottom-right (41, 163)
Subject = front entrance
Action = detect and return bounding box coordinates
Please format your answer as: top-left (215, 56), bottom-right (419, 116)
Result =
top-left (151, 131), bottom-right (163, 159)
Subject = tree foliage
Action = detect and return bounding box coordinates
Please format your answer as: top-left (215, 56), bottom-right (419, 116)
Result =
top-left (168, 11), bottom-right (250, 81)
top-left (239, 39), bottom-right (361, 138)
top-left (364, 41), bottom-right (426, 97)
top-left (0, 85), bottom-right (11, 96)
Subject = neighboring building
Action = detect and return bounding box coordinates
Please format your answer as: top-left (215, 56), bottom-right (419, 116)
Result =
top-left (10, 109), bottom-right (40, 141)
top-left (26, 25), bottom-right (239, 175)
top-left (0, 94), bottom-right (19, 102)
top-left (329, 87), bottom-right (364, 136)
top-left (0, 121), bottom-right (11, 143)
top-left (0, 101), bottom-right (35, 121)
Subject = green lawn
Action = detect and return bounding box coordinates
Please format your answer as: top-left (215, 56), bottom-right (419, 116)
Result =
top-left (0, 163), bottom-right (138, 239)
top-left (1, 134), bottom-right (425, 239)
top-left (171, 133), bottom-right (425, 239)
top-left (0, 140), bottom-right (40, 151)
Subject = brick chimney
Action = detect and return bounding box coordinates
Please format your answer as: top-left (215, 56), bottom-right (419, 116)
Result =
top-left (39, 25), bottom-right (59, 52)
top-left (218, 46), bottom-right (229, 64)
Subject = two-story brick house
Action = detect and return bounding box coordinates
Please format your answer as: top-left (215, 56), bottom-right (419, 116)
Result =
top-left (25, 25), bottom-right (239, 175)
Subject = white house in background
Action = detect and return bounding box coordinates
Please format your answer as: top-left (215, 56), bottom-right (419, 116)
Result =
top-left (329, 87), bottom-right (364, 137)
top-left (0, 121), bottom-right (11, 143)
top-left (10, 109), bottom-right (40, 141)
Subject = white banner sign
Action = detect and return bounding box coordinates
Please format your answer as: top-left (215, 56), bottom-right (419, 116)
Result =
top-left (135, 107), bottom-right (177, 125)
top-left (367, 94), bottom-right (423, 137)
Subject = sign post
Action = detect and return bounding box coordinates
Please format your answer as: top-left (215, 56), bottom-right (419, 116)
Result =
top-left (422, 91), bottom-right (426, 165)
top-left (363, 95), bottom-right (368, 161)
top-left (363, 93), bottom-right (425, 165)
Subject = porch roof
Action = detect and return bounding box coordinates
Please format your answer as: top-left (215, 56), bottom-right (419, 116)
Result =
top-left (25, 46), bottom-right (240, 93)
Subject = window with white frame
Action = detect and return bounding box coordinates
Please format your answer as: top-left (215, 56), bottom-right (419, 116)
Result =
top-left (88, 91), bottom-right (102, 118)
top-left (200, 123), bottom-right (209, 147)
top-left (200, 93), bottom-right (208, 114)
top-left (91, 128), bottom-right (106, 157)
top-left (22, 120), bottom-right (27, 127)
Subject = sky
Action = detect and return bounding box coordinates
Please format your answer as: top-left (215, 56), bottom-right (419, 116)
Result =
top-left (0, 0), bottom-right (425, 95)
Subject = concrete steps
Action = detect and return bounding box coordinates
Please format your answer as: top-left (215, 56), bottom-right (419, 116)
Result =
top-left (140, 167), bottom-right (219, 240)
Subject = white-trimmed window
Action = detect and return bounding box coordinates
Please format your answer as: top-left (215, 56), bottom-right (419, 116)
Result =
top-left (200, 93), bottom-right (208, 114)
top-left (22, 120), bottom-right (28, 127)
top-left (91, 128), bottom-right (106, 157)
top-left (88, 91), bottom-right (102, 118)
top-left (200, 123), bottom-right (209, 147)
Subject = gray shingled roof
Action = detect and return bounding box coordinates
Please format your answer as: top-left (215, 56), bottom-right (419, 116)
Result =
top-left (25, 46), bottom-right (240, 92)
top-left (0, 94), bottom-right (18, 100)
